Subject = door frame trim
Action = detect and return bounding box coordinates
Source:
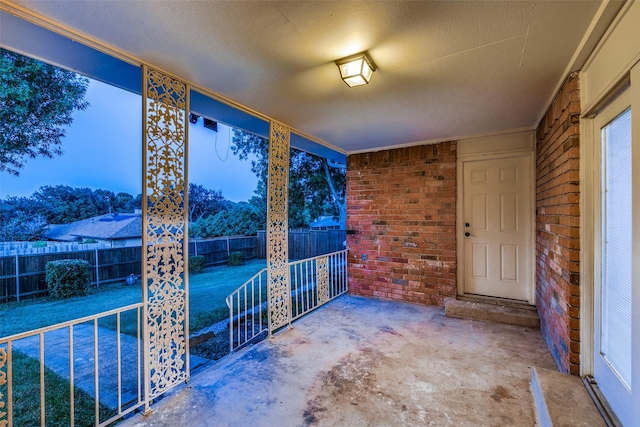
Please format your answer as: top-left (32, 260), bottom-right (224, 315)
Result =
top-left (580, 63), bottom-right (640, 380)
top-left (583, 75), bottom-right (638, 426)
top-left (579, 114), bottom-right (596, 377)
top-left (580, 63), bottom-right (639, 427)
top-left (456, 133), bottom-right (536, 304)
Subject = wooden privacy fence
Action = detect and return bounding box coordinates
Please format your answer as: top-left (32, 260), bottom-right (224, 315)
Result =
top-left (190, 236), bottom-right (257, 266)
top-left (0, 236), bottom-right (257, 303)
top-left (0, 240), bottom-right (111, 256)
top-left (0, 246), bottom-right (141, 303)
top-left (0, 232), bottom-right (343, 303)
top-left (256, 229), bottom-right (346, 260)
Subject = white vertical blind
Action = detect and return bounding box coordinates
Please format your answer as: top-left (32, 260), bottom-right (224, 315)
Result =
top-left (601, 108), bottom-right (632, 389)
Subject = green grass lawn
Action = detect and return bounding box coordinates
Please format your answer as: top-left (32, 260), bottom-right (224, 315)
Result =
top-left (0, 259), bottom-right (266, 338)
top-left (0, 260), bottom-right (266, 427)
top-left (188, 259), bottom-right (266, 332)
top-left (8, 350), bottom-right (117, 427)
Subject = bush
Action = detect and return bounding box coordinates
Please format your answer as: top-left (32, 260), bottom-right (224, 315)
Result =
top-left (32, 241), bottom-right (47, 248)
top-left (228, 251), bottom-right (244, 266)
top-left (189, 255), bottom-right (206, 274)
top-left (45, 259), bottom-right (91, 298)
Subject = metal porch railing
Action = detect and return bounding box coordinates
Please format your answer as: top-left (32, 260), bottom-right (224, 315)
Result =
top-left (225, 267), bottom-right (269, 354)
top-left (0, 303), bottom-right (146, 427)
top-left (289, 250), bottom-right (348, 321)
top-left (226, 249), bottom-right (348, 352)
top-left (0, 250), bottom-right (348, 425)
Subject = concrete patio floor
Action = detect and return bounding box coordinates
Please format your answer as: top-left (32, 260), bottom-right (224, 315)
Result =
top-left (120, 295), bottom-right (557, 427)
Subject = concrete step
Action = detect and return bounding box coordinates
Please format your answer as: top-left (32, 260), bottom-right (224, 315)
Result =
top-left (444, 297), bottom-right (539, 328)
top-left (531, 366), bottom-right (606, 427)
top-left (457, 294), bottom-right (538, 311)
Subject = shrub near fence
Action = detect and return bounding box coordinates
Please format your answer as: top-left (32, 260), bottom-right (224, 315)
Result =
top-left (45, 259), bottom-right (92, 298)
top-left (0, 236), bottom-right (257, 303)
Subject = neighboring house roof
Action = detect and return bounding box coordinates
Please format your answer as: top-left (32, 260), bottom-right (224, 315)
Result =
top-left (310, 216), bottom-right (340, 229)
top-left (45, 213), bottom-right (142, 242)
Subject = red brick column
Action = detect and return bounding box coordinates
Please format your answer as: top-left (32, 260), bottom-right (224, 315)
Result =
top-left (346, 142), bottom-right (457, 306)
top-left (535, 72), bottom-right (581, 374)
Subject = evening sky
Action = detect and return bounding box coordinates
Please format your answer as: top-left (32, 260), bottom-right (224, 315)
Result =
top-left (0, 79), bottom-right (258, 202)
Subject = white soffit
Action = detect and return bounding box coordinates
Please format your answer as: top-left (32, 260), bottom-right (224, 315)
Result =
top-left (3, 1), bottom-right (615, 153)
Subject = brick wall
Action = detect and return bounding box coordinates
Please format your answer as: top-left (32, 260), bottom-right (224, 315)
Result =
top-left (535, 72), bottom-right (581, 375)
top-left (346, 142), bottom-right (457, 306)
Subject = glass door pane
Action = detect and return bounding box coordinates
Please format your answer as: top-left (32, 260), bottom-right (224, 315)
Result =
top-left (601, 108), bottom-right (632, 389)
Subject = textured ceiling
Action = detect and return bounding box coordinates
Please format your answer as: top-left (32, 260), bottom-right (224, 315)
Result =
top-left (5, 1), bottom-right (617, 153)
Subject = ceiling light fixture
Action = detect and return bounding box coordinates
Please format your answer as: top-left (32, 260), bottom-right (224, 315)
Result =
top-left (335, 51), bottom-right (376, 87)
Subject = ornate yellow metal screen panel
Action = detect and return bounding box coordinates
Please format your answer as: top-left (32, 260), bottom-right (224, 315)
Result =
top-left (142, 66), bottom-right (189, 400)
top-left (316, 256), bottom-right (329, 305)
top-left (267, 121), bottom-right (291, 333)
top-left (0, 346), bottom-right (8, 426)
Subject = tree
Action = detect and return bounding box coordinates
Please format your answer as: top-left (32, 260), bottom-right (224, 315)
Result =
top-left (188, 183), bottom-right (226, 222)
top-left (190, 202), bottom-right (263, 238)
top-left (0, 195), bottom-right (42, 221)
top-left (0, 48), bottom-right (89, 175)
top-left (231, 129), bottom-right (346, 229)
top-left (1, 186), bottom-right (140, 226)
top-left (0, 195), bottom-right (48, 241)
top-left (93, 188), bottom-right (117, 213)
top-left (0, 211), bottom-right (47, 241)
top-left (32, 185), bottom-right (101, 224)
top-left (0, 186), bottom-right (143, 241)
top-left (28, 185), bottom-right (139, 224)
top-left (113, 192), bottom-right (142, 212)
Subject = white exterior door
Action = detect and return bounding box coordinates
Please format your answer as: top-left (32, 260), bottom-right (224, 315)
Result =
top-left (593, 86), bottom-right (638, 427)
top-left (462, 155), bottom-right (533, 302)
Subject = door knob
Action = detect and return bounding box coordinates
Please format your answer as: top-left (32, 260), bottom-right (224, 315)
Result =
top-left (465, 232), bottom-right (471, 237)
top-left (465, 223), bottom-right (470, 227)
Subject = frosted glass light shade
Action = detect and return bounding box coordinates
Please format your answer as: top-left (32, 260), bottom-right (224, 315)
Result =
top-left (336, 52), bottom-right (376, 87)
